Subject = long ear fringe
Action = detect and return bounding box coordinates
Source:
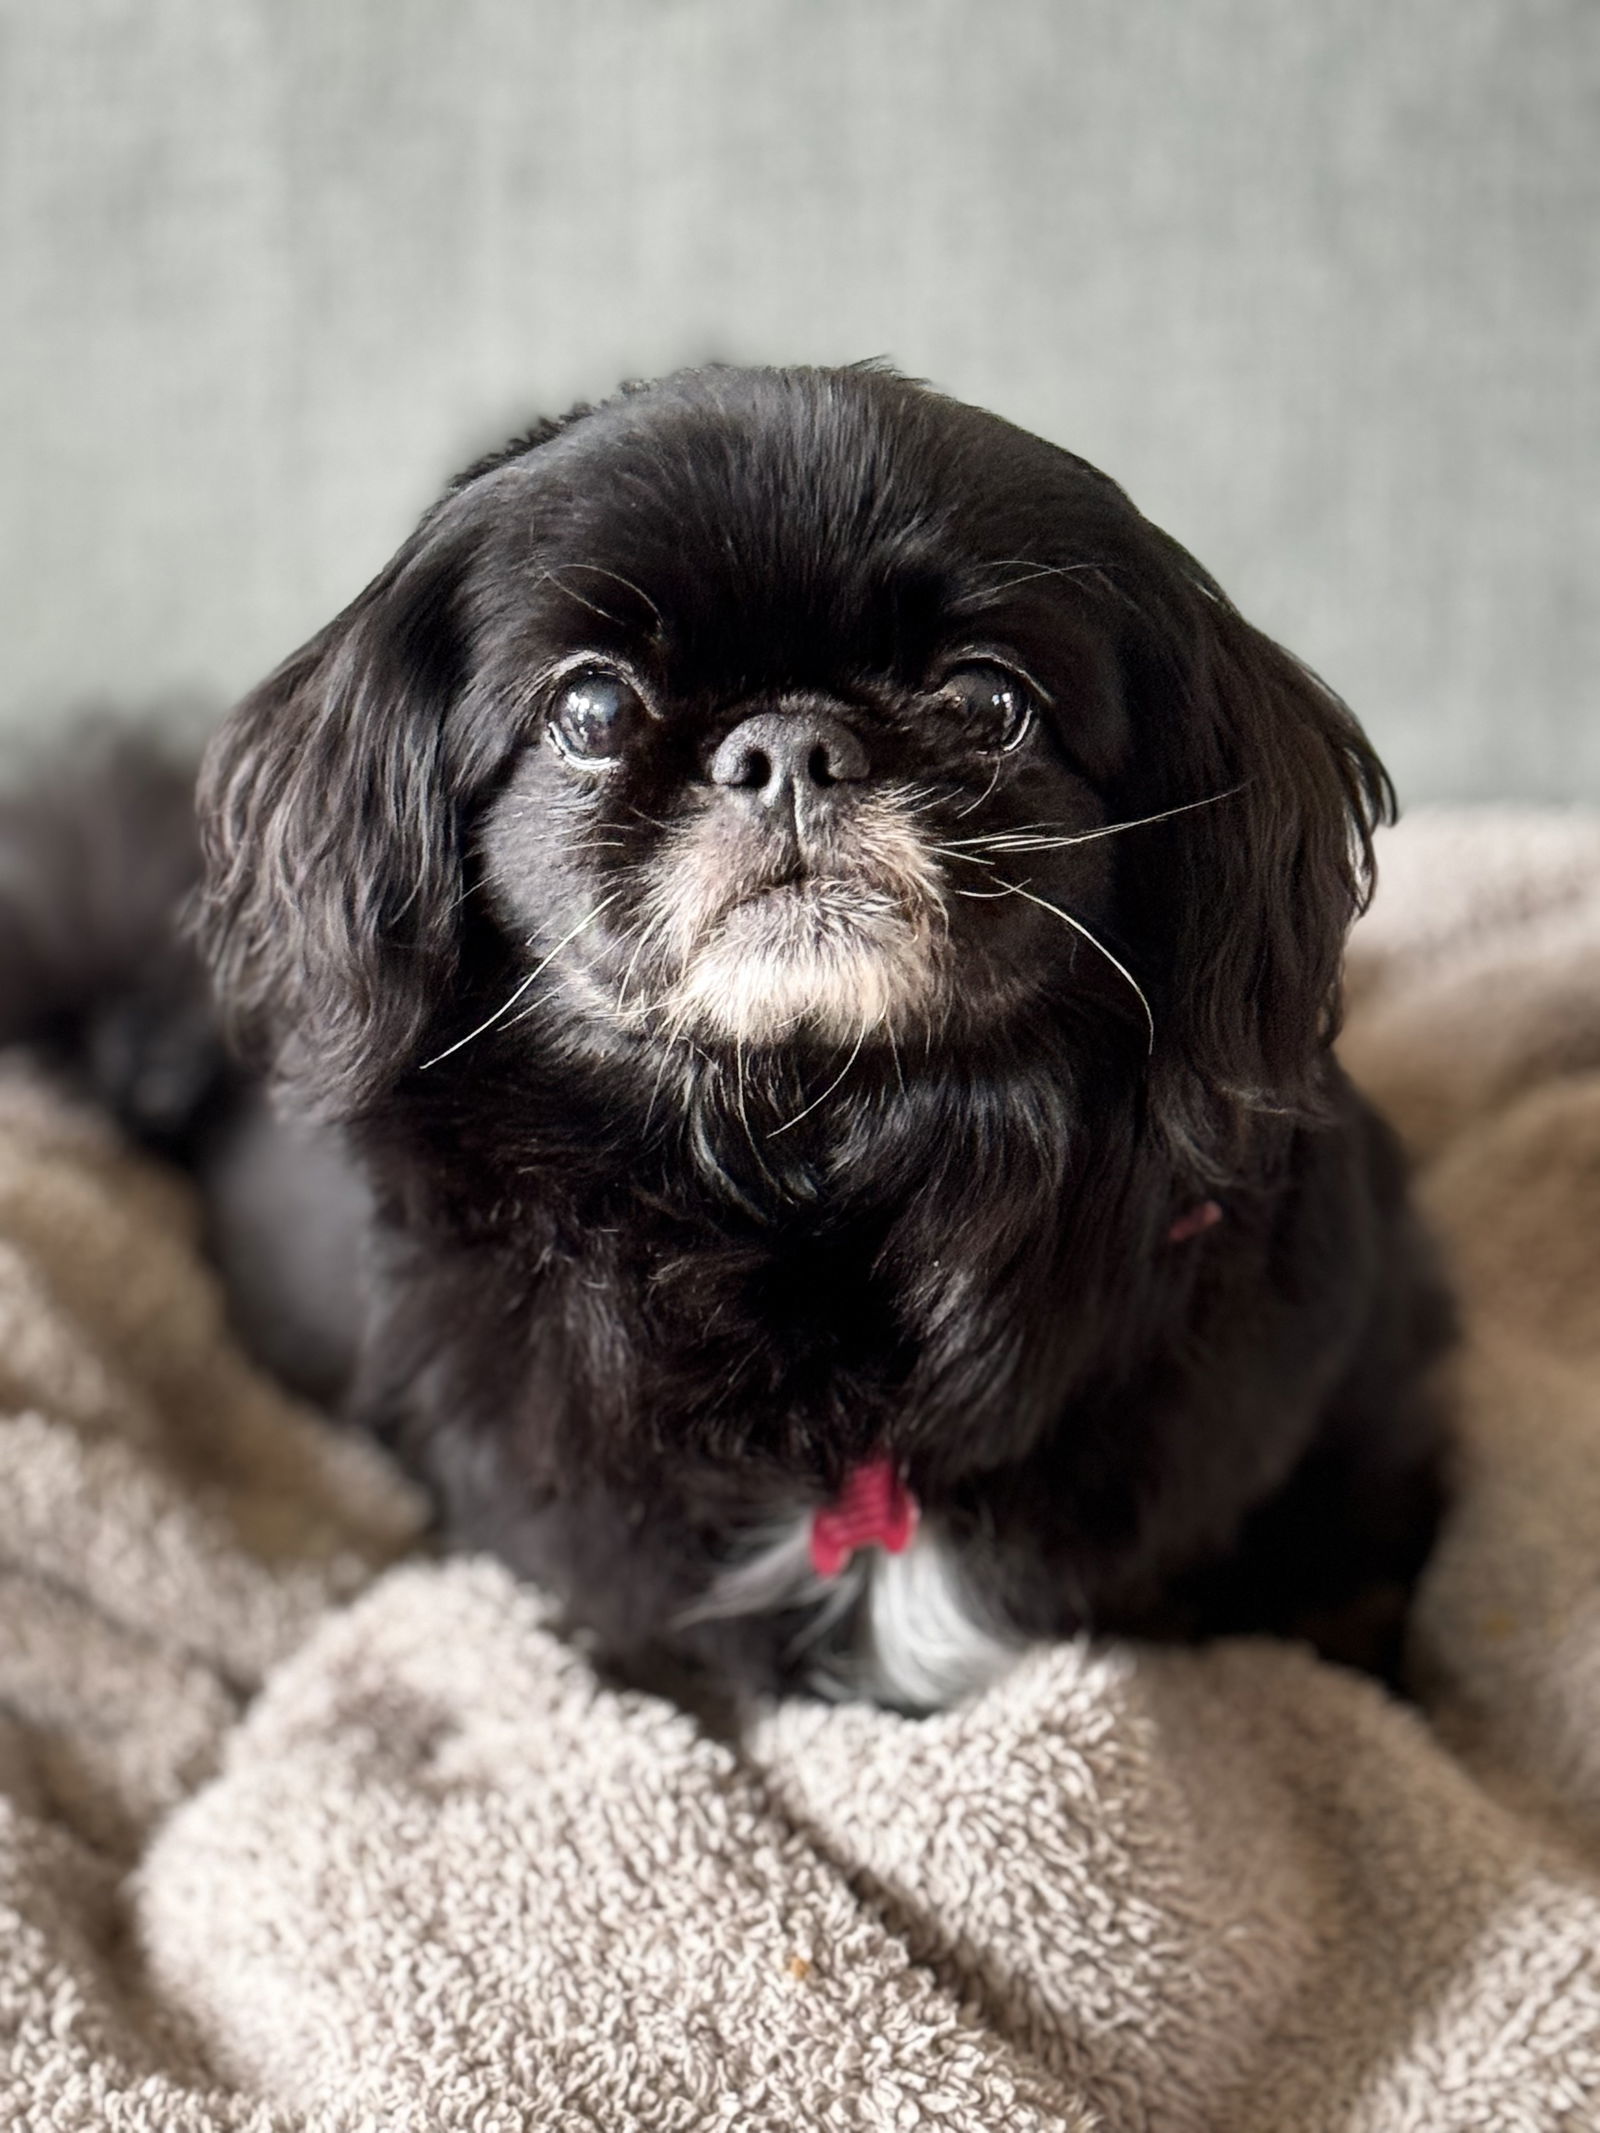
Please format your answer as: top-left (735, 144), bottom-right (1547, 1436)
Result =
top-left (195, 524), bottom-right (476, 1119)
top-left (1133, 560), bottom-right (1394, 1177)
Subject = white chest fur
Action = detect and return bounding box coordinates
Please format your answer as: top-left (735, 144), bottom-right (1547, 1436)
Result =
top-left (854, 1527), bottom-right (1023, 1709)
top-left (682, 1513), bottom-right (1023, 1711)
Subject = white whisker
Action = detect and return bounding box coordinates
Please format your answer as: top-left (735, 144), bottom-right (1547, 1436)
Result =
top-left (988, 877), bottom-right (1155, 1053)
top-left (940, 786), bottom-right (1246, 853)
top-left (732, 1033), bottom-right (760, 1162)
top-left (420, 893), bottom-right (620, 1068)
top-left (954, 756), bottom-right (1004, 819)
top-left (962, 558), bottom-right (1106, 600)
top-left (614, 902), bottom-right (670, 1018)
top-left (883, 1016), bottom-right (907, 1099)
top-left (537, 562), bottom-right (665, 633)
top-left (768, 1018), bottom-right (870, 1138)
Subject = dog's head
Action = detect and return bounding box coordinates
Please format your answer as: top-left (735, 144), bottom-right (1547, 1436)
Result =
top-left (199, 366), bottom-right (1389, 1170)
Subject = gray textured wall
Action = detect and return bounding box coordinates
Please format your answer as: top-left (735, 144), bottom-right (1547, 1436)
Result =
top-left (2, 0), bottom-right (1596, 801)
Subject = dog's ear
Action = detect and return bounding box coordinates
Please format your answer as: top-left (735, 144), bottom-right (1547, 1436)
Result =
top-left (197, 498), bottom-right (487, 1117)
top-left (1124, 559), bottom-right (1393, 1170)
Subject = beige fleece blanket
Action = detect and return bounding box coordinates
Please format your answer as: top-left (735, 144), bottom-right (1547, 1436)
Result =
top-left (3, 809), bottom-right (1600, 2133)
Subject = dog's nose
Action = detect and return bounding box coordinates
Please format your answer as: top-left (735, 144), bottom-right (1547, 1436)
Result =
top-left (710, 711), bottom-right (870, 806)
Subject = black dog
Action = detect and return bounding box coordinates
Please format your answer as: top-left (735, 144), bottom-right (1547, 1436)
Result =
top-left (47, 365), bottom-right (1460, 1708)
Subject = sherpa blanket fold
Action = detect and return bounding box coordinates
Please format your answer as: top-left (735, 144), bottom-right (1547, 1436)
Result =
top-left (3, 807), bottom-right (1600, 2133)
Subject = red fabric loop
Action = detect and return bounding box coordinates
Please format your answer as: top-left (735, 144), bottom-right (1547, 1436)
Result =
top-left (809, 1458), bottom-right (919, 1578)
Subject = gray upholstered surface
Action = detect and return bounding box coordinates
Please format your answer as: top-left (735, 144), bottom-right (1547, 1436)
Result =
top-left (2, 0), bottom-right (1596, 800)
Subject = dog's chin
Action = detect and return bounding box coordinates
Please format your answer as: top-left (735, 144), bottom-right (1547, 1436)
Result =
top-left (655, 877), bottom-right (943, 1048)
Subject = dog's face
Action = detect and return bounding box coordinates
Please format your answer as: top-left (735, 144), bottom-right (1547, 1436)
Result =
top-left (200, 366), bottom-right (1390, 1166)
top-left (468, 380), bottom-right (1143, 1067)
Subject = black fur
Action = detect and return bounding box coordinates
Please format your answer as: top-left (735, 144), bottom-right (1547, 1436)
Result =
top-left (0, 729), bottom-right (229, 1153)
top-left (192, 366), bottom-right (1445, 1697)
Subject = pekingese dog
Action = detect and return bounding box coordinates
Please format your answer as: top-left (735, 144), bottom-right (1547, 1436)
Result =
top-left (121, 366), bottom-right (1458, 1706)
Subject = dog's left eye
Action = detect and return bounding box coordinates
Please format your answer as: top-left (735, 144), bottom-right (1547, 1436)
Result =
top-left (548, 670), bottom-right (645, 767)
top-left (940, 664), bottom-right (1033, 751)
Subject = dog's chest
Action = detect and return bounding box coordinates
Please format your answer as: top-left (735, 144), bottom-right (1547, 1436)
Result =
top-left (689, 1508), bottom-right (1024, 1710)
top-left (620, 1211), bottom-right (915, 1417)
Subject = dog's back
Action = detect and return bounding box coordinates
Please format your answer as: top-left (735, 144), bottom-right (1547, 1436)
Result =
top-left (0, 727), bottom-right (225, 1149)
top-left (0, 727), bottom-right (367, 1402)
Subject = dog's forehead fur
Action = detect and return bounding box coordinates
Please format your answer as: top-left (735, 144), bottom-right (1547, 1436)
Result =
top-left (464, 366), bottom-right (1142, 704)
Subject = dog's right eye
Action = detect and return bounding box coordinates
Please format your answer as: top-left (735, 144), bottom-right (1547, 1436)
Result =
top-left (938, 662), bottom-right (1035, 752)
top-left (548, 670), bottom-right (645, 768)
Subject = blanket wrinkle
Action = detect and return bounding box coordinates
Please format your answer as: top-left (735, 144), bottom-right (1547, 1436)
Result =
top-left (2, 807), bottom-right (1600, 2130)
